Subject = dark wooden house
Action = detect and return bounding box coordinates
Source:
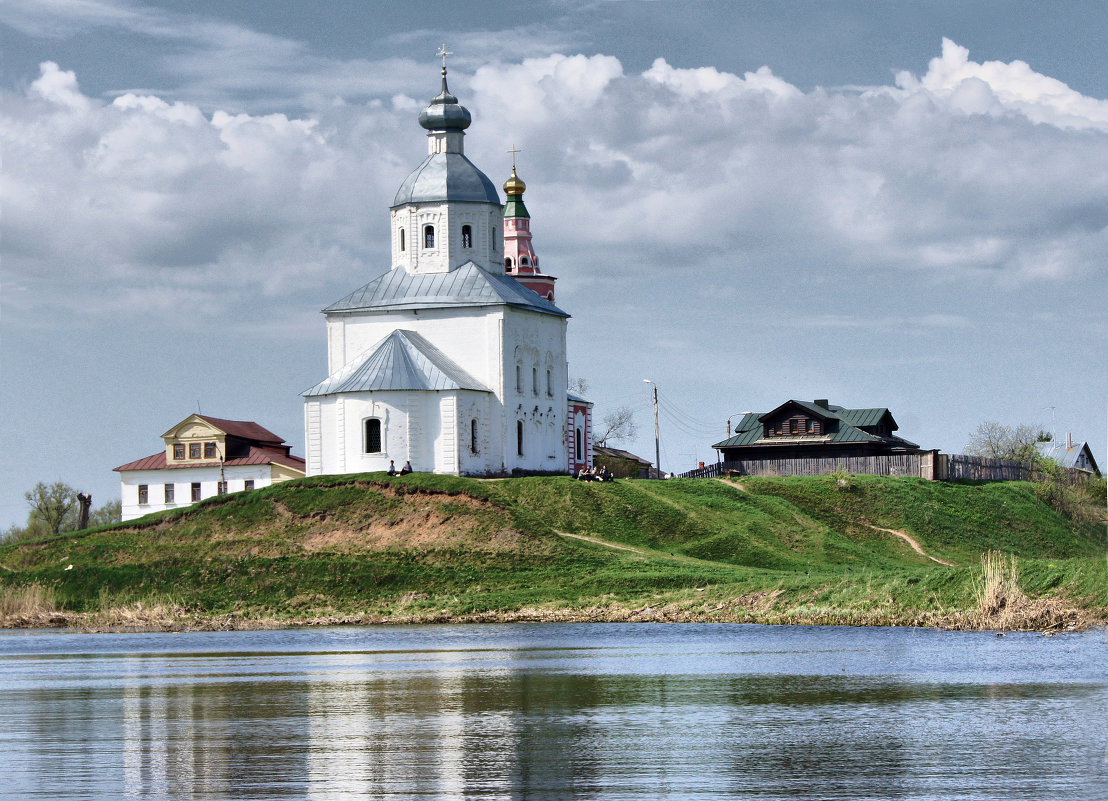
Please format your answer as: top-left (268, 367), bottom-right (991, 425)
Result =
top-left (714, 399), bottom-right (920, 462)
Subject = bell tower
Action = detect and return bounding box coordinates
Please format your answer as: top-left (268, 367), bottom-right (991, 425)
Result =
top-left (502, 150), bottom-right (557, 302)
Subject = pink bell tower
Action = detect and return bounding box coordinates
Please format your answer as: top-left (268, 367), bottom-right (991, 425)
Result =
top-left (502, 149), bottom-right (557, 302)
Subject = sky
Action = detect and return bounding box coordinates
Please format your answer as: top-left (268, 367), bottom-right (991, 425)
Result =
top-left (2, 0), bottom-right (1106, 527)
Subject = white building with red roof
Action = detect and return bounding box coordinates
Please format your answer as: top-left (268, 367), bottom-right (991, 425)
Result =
top-left (114, 414), bottom-right (305, 521)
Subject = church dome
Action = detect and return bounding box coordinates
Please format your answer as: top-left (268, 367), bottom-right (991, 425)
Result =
top-left (392, 153), bottom-right (500, 206)
top-left (418, 71), bottom-right (472, 131)
top-left (503, 167), bottom-right (526, 196)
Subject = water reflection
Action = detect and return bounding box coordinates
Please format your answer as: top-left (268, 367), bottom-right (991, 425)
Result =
top-left (2, 624), bottom-right (1105, 800)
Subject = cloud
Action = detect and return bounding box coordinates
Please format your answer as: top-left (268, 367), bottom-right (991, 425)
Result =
top-left (3, 41), bottom-right (1106, 334)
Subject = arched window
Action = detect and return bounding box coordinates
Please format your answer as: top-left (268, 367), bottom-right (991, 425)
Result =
top-left (424, 225), bottom-right (435, 249)
top-left (532, 367), bottom-right (538, 396)
top-left (461, 225), bottom-right (472, 248)
top-left (364, 418), bottom-right (382, 453)
top-left (399, 228), bottom-right (405, 252)
top-left (546, 369), bottom-right (552, 397)
top-left (546, 292), bottom-right (554, 301)
top-left (490, 227), bottom-right (496, 250)
top-left (515, 364), bottom-right (522, 393)
top-left (505, 257), bottom-right (513, 270)
top-left (520, 256), bottom-right (529, 267)
top-left (471, 419), bottom-right (479, 454)
top-left (575, 428), bottom-right (582, 461)
top-left (517, 421), bottom-right (524, 456)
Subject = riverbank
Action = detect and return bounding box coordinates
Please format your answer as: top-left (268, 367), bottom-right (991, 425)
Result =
top-left (2, 473), bottom-right (1104, 632)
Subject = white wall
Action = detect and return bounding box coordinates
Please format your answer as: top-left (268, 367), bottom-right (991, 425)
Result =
top-left (119, 464), bottom-right (278, 521)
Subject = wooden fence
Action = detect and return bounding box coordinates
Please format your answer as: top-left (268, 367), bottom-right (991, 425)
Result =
top-left (679, 452), bottom-right (1095, 484)
top-left (680, 452), bottom-right (938, 480)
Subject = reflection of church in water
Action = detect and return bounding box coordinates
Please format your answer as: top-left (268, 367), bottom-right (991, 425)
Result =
top-left (303, 56), bottom-right (592, 476)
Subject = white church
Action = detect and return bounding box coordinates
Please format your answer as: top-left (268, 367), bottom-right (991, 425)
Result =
top-left (302, 59), bottom-right (593, 477)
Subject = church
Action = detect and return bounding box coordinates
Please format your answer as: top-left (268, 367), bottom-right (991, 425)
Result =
top-left (303, 58), bottom-right (593, 477)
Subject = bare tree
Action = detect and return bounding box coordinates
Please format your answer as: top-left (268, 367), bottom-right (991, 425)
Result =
top-left (568, 377), bottom-right (590, 397)
top-left (965, 421), bottom-right (1050, 461)
top-left (25, 481), bottom-right (81, 535)
top-left (595, 406), bottom-right (639, 447)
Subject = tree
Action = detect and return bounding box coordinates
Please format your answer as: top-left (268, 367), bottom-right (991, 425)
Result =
top-left (88, 499), bottom-right (122, 529)
top-left (965, 422), bottom-right (1050, 461)
top-left (25, 481), bottom-right (80, 536)
top-left (568, 377), bottom-right (590, 397)
top-left (595, 406), bottom-right (639, 447)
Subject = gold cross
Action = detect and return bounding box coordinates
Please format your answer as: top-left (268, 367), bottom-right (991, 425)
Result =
top-left (507, 144), bottom-right (522, 170)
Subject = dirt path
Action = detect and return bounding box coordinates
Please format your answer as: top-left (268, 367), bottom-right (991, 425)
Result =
top-left (556, 530), bottom-right (649, 555)
top-left (869, 525), bottom-right (956, 566)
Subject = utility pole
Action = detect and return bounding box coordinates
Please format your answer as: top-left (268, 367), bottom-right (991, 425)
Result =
top-left (644, 379), bottom-right (660, 478)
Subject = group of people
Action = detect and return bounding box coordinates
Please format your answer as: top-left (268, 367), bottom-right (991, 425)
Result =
top-left (576, 465), bottom-right (614, 482)
top-left (386, 460), bottom-right (413, 476)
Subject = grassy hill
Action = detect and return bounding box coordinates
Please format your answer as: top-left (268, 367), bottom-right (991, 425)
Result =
top-left (1, 473), bottom-right (1104, 631)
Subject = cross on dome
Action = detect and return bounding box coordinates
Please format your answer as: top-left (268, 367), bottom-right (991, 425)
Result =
top-left (436, 44), bottom-right (453, 73)
top-left (507, 144), bottom-right (522, 171)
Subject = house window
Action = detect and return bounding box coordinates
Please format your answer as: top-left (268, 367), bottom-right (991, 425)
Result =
top-left (191, 483), bottom-right (201, 502)
top-left (217, 480), bottom-right (228, 496)
top-left (399, 228), bottom-right (405, 251)
top-left (244, 479), bottom-right (254, 491)
top-left (364, 418), bottom-right (383, 454)
top-left (517, 421), bottom-right (524, 456)
top-left (204, 442), bottom-right (217, 459)
top-left (164, 484), bottom-right (174, 504)
top-left (532, 367), bottom-right (538, 396)
top-left (189, 443), bottom-right (201, 459)
top-left (807, 420), bottom-right (816, 434)
top-left (576, 428), bottom-right (582, 461)
top-left (471, 419), bottom-right (479, 454)
top-left (138, 485), bottom-right (148, 505)
top-left (461, 225), bottom-right (472, 248)
top-left (546, 369), bottom-right (552, 397)
top-left (515, 365), bottom-right (522, 393)
top-left (173, 444), bottom-right (185, 460)
top-left (424, 225), bottom-right (435, 249)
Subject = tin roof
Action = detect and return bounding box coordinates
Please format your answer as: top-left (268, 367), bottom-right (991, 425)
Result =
top-left (190, 415), bottom-right (284, 445)
top-left (1034, 440), bottom-right (1101, 473)
top-left (115, 446), bottom-right (306, 473)
top-left (324, 262), bottom-right (568, 318)
top-left (714, 400), bottom-right (917, 450)
top-left (302, 329), bottom-right (491, 397)
top-left (392, 152), bottom-right (500, 206)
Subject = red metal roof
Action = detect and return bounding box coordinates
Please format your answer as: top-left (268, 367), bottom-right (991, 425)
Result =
top-left (195, 415), bottom-right (285, 445)
top-left (115, 445), bottom-right (305, 473)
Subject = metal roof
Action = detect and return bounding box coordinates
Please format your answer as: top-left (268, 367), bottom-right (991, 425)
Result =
top-left (302, 329), bottom-right (491, 397)
top-left (714, 401), bottom-right (917, 450)
top-left (392, 153), bottom-right (500, 206)
top-left (1035, 440), bottom-right (1101, 473)
top-left (115, 446), bottom-right (306, 473)
top-left (324, 262), bottom-right (569, 318)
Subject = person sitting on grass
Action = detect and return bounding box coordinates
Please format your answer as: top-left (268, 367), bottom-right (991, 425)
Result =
top-left (400, 460), bottom-right (413, 475)
top-left (387, 460), bottom-right (398, 476)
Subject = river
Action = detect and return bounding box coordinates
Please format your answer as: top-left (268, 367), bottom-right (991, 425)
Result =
top-left (1, 623), bottom-right (1104, 799)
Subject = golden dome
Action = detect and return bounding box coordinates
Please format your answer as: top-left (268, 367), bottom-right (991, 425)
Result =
top-left (503, 166), bottom-right (526, 196)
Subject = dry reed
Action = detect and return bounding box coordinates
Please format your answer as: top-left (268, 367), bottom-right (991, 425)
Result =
top-left (0, 583), bottom-right (56, 617)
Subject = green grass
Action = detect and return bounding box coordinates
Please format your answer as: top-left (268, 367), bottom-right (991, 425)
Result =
top-left (1, 472), bottom-right (1103, 627)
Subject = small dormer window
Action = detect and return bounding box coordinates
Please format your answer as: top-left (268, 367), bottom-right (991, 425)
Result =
top-left (424, 225), bottom-right (435, 249)
top-left (399, 228), bottom-right (405, 252)
top-left (204, 442), bottom-right (217, 459)
top-left (461, 225), bottom-right (472, 248)
top-left (173, 444), bottom-right (185, 460)
top-left (189, 443), bottom-right (201, 459)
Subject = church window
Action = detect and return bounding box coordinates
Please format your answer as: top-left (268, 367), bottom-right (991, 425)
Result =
top-left (244, 479), bottom-right (254, 491)
top-left (189, 443), bottom-right (201, 459)
top-left (471, 419), bottom-right (479, 454)
top-left (164, 484), bottom-right (174, 504)
top-left (424, 225), bottom-right (435, 249)
top-left (575, 428), bottom-right (582, 461)
top-left (490, 227), bottom-right (497, 249)
top-left (505, 257), bottom-right (513, 270)
top-left (532, 367), bottom-right (538, 396)
top-left (364, 418), bottom-right (383, 454)
top-left (546, 370), bottom-right (552, 397)
top-left (546, 292), bottom-right (553, 301)
top-left (173, 444), bottom-right (184, 460)
top-left (399, 228), bottom-right (405, 251)
top-left (138, 484), bottom-right (148, 505)
top-left (515, 365), bottom-right (522, 393)
top-left (521, 256), bottom-right (529, 267)
top-left (462, 225), bottom-right (472, 248)
top-left (204, 442), bottom-right (217, 459)
top-left (517, 421), bottom-right (524, 456)
top-left (191, 483), bottom-right (202, 502)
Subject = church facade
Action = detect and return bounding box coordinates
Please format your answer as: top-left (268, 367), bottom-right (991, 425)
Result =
top-left (303, 62), bottom-right (592, 477)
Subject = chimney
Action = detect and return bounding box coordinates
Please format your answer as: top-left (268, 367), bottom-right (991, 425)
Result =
top-left (1067, 432), bottom-right (1072, 449)
top-left (813, 399), bottom-right (829, 409)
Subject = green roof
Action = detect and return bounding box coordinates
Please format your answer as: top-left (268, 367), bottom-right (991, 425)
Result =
top-left (712, 400), bottom-right (918, 450)
top-left (503, 193), bottom-right (529, 219)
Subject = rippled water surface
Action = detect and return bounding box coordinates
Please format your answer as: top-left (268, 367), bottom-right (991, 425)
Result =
top-left (2, 623), bottom-right (1105, 800)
